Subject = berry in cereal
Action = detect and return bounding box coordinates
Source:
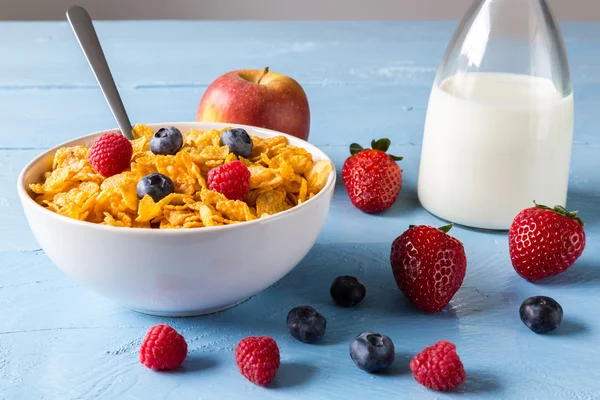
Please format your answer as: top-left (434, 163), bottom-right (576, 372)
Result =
top-left (150, 126), bottom-right (184, 156)
top-left (207, 160), bottom-right (251, 201)
top-left (220, 128), bottom-right (253, 158)
top-left (137, 173), bottom-right (175, 202)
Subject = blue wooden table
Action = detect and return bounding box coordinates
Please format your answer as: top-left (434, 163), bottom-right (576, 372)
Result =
top-left (2, 20), bottom-right (600, 399)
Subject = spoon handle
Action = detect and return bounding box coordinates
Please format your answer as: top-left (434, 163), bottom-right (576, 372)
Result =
top-left (66, 6), bottom-right (134, 140)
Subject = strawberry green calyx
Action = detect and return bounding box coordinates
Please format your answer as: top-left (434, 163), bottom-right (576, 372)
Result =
top-left (438, 224), bottom-right (453, 233)
top-left (534, 201), bottom-right (585, 226)
top-left (349, 138), bottom-right (403, 161)
top-left (407, 224), bottom-right (453, 233)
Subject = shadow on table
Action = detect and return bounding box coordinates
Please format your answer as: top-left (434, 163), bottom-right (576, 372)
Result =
top-left (536, 263), bottom-right (600, 287)
top-left (377, 352), bottom-right (413, 376)
top-left (548, 318), bottom-right (589, 337)
top-left (271, 362), bottom-right (317, 388)
top-left (175, 355), bottom-right (219, 373)
top-left (453, 370), bottom-right (501, 394)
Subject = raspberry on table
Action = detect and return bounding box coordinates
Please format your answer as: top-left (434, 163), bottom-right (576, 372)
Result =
top-left (207, 160), bottom-right (251, 201)
top-left (88, 132), bottom-right (133, 177)
top-left (139, 324), bottom-right (188, 370)
top-left (235, 336), bottom-right (280, 386)
top-left (410, 340), bottom-right (466, 391)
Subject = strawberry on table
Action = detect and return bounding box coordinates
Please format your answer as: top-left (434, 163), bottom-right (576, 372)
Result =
top-left (390, 224), bottom-right (467, 313)
top-left (509, 203), bottom-right (586, 282)
top-left (342, 138), bottom-right (403, 213)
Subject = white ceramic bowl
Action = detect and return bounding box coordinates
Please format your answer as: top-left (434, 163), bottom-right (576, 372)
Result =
top-left (17, 122), bottom-right (336, 317)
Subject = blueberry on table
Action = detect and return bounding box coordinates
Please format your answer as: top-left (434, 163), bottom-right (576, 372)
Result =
top-left (330, 276), bottom-right (366, 307)
top-left (350, 331), bottom-right (395, 372)
top-left (137, 173), bottom-right (175, 202)
top-left (150, 126), bottom-right (183, 155)
top-left (520, 296), bottom-right (563, 334)
top-left (286, 306), bottom-right (327, 343)
top-left (220, 128), bottom-right (253, 158)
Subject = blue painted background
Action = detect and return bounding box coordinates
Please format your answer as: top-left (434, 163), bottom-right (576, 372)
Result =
top-left (1, 21), bottom-right (599, 399)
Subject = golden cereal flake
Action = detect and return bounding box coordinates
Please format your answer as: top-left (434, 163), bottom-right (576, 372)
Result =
top-left (256, 189), bottom-right (290, 216)
top-left (101, 171), bottom-right (139, 211)
top-left (216, 200), bottom-right (256, 221)
top-left (132, 123), bottom-right (155, 139)
top-left (53, 146), bottom-right (89, 170)
top-left (307, 159), bottom-right (333, 194)
top-left (199, 204), bottom-right (225, 227)
top-left (136, 193), bottom-right (190, 222)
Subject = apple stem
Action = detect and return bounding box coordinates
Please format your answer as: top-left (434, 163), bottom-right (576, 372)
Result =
top-left (257, 67), bottom-right (269, 84)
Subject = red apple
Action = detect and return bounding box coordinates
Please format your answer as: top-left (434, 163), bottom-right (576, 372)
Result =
top-left (196, 68), bottom-right (311, 141)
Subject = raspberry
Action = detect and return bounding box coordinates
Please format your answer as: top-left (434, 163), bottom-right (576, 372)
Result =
top-left (207, 160), bottom-right (251, 201)
top-left (139, 324), bottom-right (188, 370)
top-left (88, 132), bottom-right (133, 177)
top-left (410, 340), bottom-right (466, 391)
top-left (235, 336), bottom-right (280, 386)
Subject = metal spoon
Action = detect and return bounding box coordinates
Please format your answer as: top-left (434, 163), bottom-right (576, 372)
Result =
top-left (66, 6), bottom-right (134, 140)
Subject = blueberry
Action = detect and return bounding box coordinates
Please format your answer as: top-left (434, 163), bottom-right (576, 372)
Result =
top-left (150, 126), bottom-right (183, 155)
top-left (520, 296), bottom-right (563, 334)
top-left (330, 276), bottom-right (366, 307)
top-left (137, 173), bottom-right (175, 202)
top-left (286, 306), bottom-right (327, 343)
top-left (220, 128), bottom-right (253, 158)
top-left (349, 331), bottom-right (395, 373)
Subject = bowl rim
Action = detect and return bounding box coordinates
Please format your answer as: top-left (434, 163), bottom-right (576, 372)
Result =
top-left (17, 121), bottom-right (336, 236)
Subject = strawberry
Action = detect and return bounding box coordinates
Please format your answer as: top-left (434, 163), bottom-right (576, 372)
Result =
top-left (509, 203), bottom-right (586, 282)
top-left (390, 224), bottom-right (467, 313)
top-left (341, 138), bottom-right (402, 213)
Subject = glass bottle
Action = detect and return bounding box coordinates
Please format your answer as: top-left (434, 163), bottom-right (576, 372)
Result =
top-left (417, 0), bottom-right (573, 230)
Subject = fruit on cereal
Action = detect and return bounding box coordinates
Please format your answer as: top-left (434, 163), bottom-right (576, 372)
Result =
top-left (342, 138), bottom-right (403, 213)
top-left (207, 160), bottom-right (251, 201)
top-left (520, 296), bottom-right (563, 334)
top-left (349, 331), bottom-right (395, 373)
top-left (390, 224), bottom-right (466, 313)
top-left (87, 132), bottom-right (133, 177)
top-left (235, 336), bottom-right (280, 386)
top-left (286, 306), bottom-right (327, 343)
top-left (220, 128), bottom-right (253, 158)
top-left (410, 340), bottom-right (466, 391)
top-left (136, 173), bottom-right (175, 202)
top-left (150, 126), bottom-right (183, 155)
top-left (330, 276), bottom-right (366, 307)
top-left (30, 125), bottom-right (332, 228)
top-left (197, 67), bottom-right (311, 140)
top-left (509, 203), bottom-right (586, 282)
top-left (139, 324), bottom-right (188, 370)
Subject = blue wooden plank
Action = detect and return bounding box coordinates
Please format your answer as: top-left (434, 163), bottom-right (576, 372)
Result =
top-left (1, 20), bottom-right (600, 399)
top-left (0, 21), bottom-right (599, 89)
top-left (0, 83), bottom-right (598, 150)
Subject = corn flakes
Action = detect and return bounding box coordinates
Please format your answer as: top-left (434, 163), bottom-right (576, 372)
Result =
top-left (29, 125), bottom-right (333, 229)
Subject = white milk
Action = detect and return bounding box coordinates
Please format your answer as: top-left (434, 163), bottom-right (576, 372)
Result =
top-left (417, 72), bottom-right (574, 230)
